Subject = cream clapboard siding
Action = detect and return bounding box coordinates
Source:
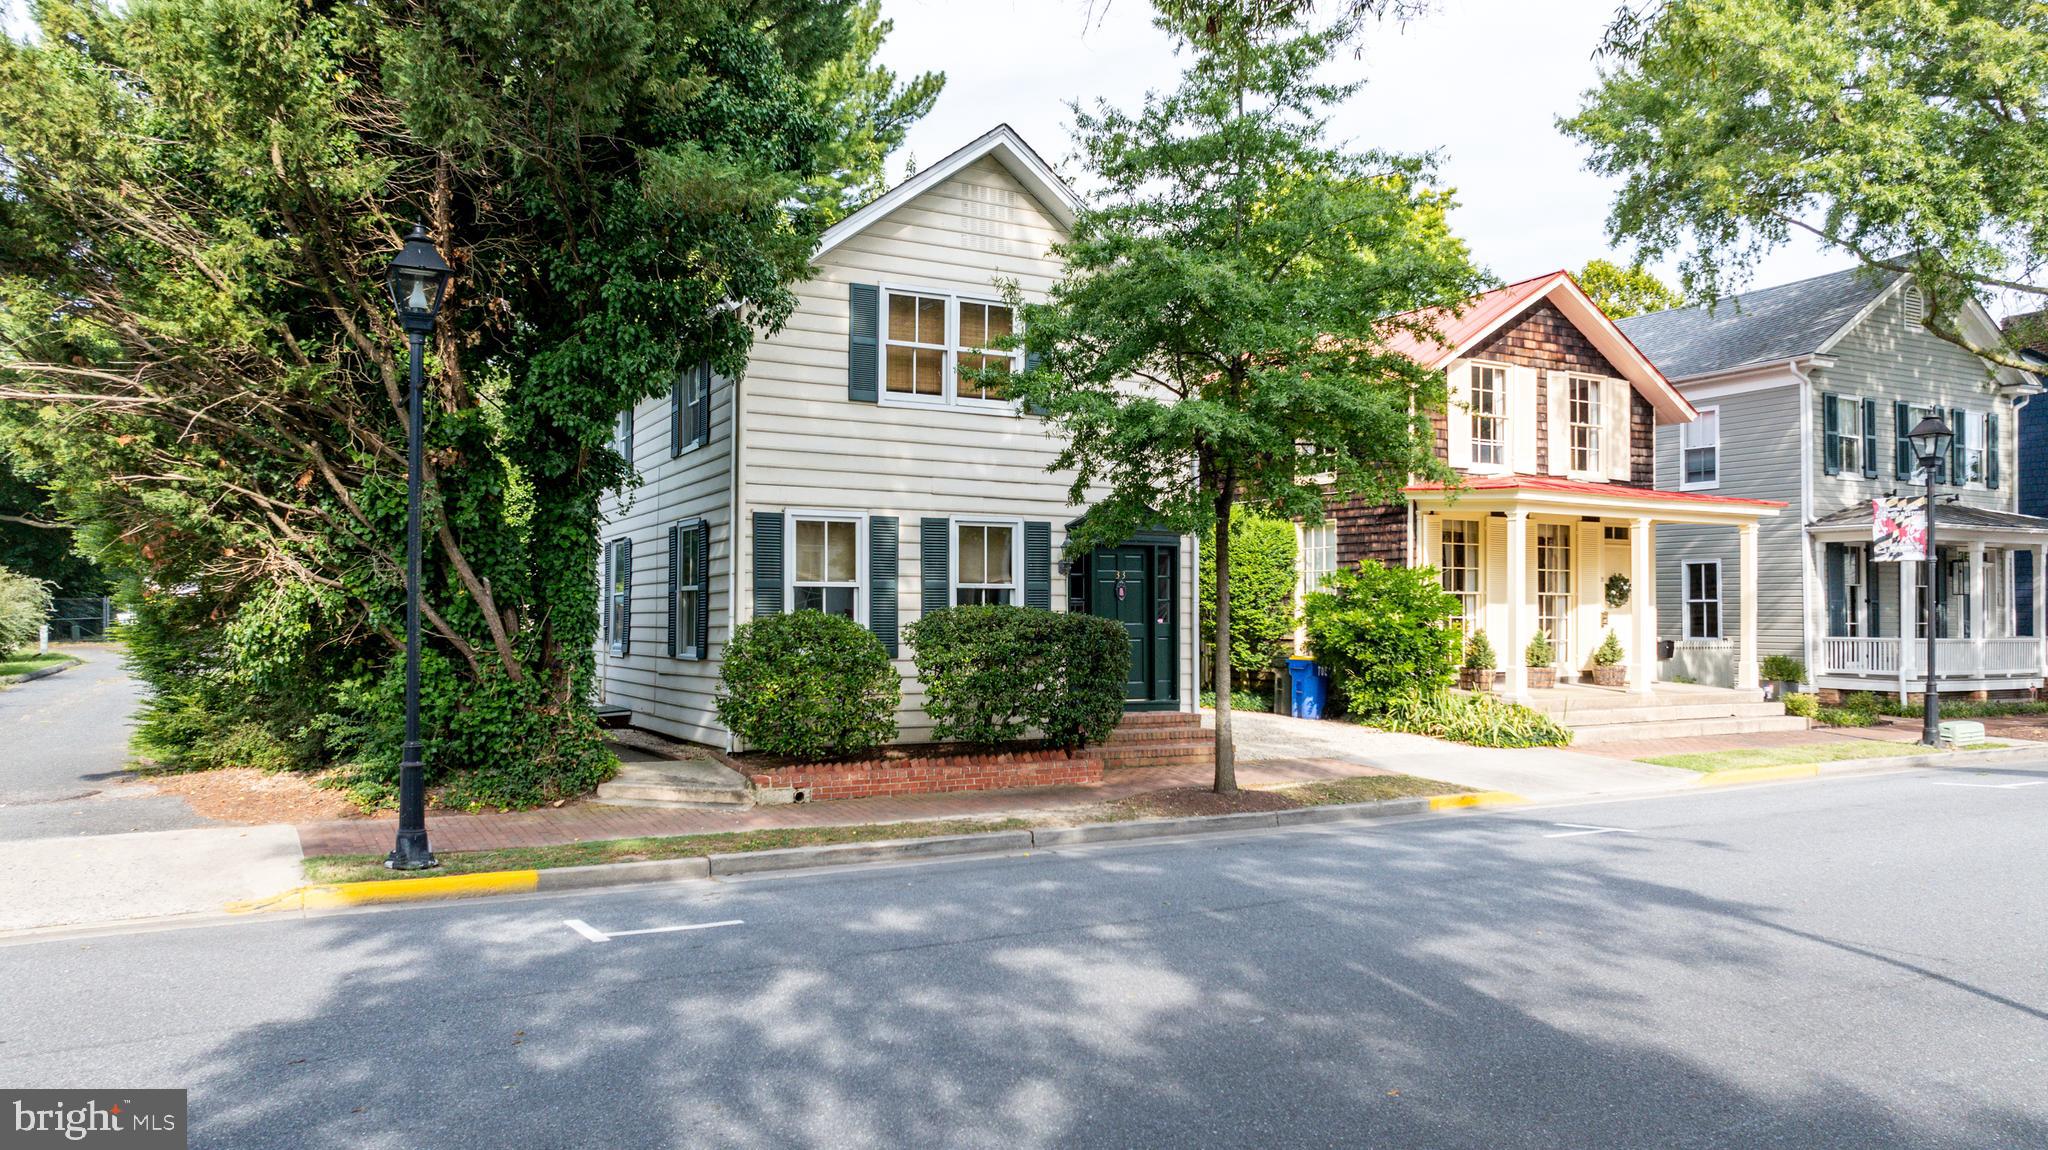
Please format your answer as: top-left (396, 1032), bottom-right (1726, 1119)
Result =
top-left (594, 372), bottom-right (735, 745)
top-left (1654, 382), bottom-right (1805, 685)
top-left (739, 155), bottom-right (1197, 742)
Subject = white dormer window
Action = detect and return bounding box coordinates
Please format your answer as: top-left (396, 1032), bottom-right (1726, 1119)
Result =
top-left (1471, 365), bottom-right (1506, 466)
top-left (1568, 376), bottom-right (1603, 473)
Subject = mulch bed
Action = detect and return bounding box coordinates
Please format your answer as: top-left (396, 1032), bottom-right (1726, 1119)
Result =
top-left (136, 767), bottom-right (363, 824)
top-left (1109, 786), bottom-right (1302, 818)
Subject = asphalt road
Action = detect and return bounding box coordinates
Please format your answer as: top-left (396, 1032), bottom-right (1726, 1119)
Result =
top-left (4, 764), bottom-right (2046, 1148)
top-left (0, 643), bottom-right (208, 840)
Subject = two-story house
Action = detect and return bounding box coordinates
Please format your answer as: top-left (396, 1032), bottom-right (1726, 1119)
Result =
top-left (593, 126), bottom-right (1198, 749)
top-left (1326, 270), bottom-right (1783, 698)
top-left (1621, 267), bottom-right (2046, 699)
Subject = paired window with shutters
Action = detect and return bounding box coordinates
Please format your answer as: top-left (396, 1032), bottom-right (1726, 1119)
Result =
top-left (668, 520), bottom-right (709, 659)
top-left (919, 516), bottom-right (1052, 613)
top-left (603, 538), bottom-right (632, 656)
top-left (672, 361), bottom-right (712, 457)
top-left (847, 283), bottom-right (1023, 409)
top-left (1888, 401), bottom-right (2000, 488)
top-left (751, 509), bottom-right (899, 656)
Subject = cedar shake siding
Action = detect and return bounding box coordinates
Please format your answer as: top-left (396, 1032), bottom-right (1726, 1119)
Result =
top-left (1329, 497), bottom-right (1407, 569)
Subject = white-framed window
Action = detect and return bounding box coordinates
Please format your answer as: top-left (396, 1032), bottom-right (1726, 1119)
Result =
top-left (1827, 394), bottom-right (1861, 475)
top-left (1962, 411), bottom-right (1987, 484)
top-left (882, 287), bottom-right (1020, 408)
top-left (1536, 523), bottom-right (1572, 657)
top-left (1568, 375), bottom-right (1602, 473)
top-left (1842, 545), bottom-right (1863, 638)
top-left (1297, 521), bottom-right (1337, 598)
top-left (1603, 524), bottom-right (1631, 541)
top-left (953, 519), bottom-right (1020, 605)
top-left (1684, 561), bottom-right (1722, 640)
top-left (675, 521), bottom-right (704, 658)
top-left (1440, 519), bottom-right (1481, 632)
top-left (1681, 406), bottom-right (1719, 489)
top-left (1470, 364), bottom-right (1507, 467)
top-left (788, 511), bottom-right (866, 621)
top-left (614, 407), bottom-right (634, 463)
top-left (605, 538), bottom-right (631, 655)
top-left (674, 360), bottom-right (711, 455)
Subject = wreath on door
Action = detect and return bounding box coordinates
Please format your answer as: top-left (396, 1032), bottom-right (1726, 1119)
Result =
top-left (1605, 573), bottom-right (1632, 609)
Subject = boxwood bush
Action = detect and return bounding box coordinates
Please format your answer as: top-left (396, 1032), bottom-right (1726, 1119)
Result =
top-left (907, 605), bottom-right (1129, 751)
top-left (717, 612), bottom-right (900, 759)
top-left (1304, 559), bottom-right (1461, 710)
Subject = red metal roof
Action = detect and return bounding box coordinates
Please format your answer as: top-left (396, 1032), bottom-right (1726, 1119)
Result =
top-left (1381, 272), bottom-right (1565, 369)
top-left (1403, 474), bottom-right (1786, 509)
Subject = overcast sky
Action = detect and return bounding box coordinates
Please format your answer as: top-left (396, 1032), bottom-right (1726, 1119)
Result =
top-left (875, 0), bottom-right (1846, 298)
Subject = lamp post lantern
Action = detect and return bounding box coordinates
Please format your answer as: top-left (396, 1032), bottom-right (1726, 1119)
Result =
top-left (385, 224), bottom-right (452, 870)
top-left (1907, 414), bottom-right (1954, 749)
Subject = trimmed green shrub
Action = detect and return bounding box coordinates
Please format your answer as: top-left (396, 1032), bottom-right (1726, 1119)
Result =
top-left (0, 565), bottom-right (51, 659)
top-left (1760, 654), bottom-right (1807, 683)
top-left (1202, 689), bottom-right (1273, 713)
top-left (1463, 629), bottom-right (1497, 671)
top-left (907, 605), bottom-right (1129, 751)
top-left (718, 612), bottom-right (900, 759)
top-left (1305, 559), bottom-right (1461, 710)
top-left (1815, 706), bottom-right (1878, 728)
top-left (1593, 630), bottom-right (1625, 667)
top-left (1200, 511), bottom-right (1299, 692)
top-left (1526, 630), bottom-right (1555, 667)
top-left (1781, 692), bottom-right (1818, 718)
top-left (1362, 691), bottom-right (1572, 748)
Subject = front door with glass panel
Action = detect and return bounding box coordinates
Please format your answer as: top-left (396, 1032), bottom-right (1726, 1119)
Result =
top-left (1536, 523), bottom-right (1572, 665)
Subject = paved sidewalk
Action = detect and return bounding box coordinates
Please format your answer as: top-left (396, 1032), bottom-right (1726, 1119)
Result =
top-left (295, 755), bottom-right (1396, 857)
top-left (1, 824), bottom-right (304, 932)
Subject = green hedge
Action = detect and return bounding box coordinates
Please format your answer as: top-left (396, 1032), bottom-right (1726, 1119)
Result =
top-left (1304, 559), bottom-right (1461, 710)
top-left (1200, 511), bottom-right (1299, 691)
top-left (907, 605), bottom-right (1129, 750)
top-left (1362, 691), bottom-right (1572, 748)
top-left (717, 612), bottom-right (900, 759)
top-left (0, 565), bottom-right (51, 660)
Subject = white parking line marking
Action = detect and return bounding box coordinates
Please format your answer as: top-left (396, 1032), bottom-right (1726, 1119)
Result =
top-left (563, 918), bottom-right (743, 943)
top-left (1932, 779), bottom-right (2048, 790)
top-left (1544, 823), bottom-right (1637, 838)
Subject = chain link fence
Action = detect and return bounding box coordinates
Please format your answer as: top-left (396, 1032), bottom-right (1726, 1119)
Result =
top-left (47, 597), bottom-right (114, 642)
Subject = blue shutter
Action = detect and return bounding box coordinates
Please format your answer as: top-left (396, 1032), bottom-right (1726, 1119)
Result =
top-left (1860, 399), bottom-right (1878, 478)
top-left (1895, 401), bottom-right (1913, 478)
top-left (753, 511), bottom-right (783, 617)
top-left (695, 523), bottom-right (711, 659)
top-left (1988, 411), bottom-right (2001, 488)
top-left (666, 524), bottom-right (680, 657)
top-left (1821, 393), bottom-right (1840, 475)
top-left (848, 284), bottom-right (879, 403)
top-left (618, 537), bottom-right (633, 656)
top-left (1824, 543), bottom-right (1847, 636)
top-left (869, 516), bottom-right (899, 656)
top-left (1950, 407), bottom-right (1966, 485)
top-left (920, 517), bottom-right (950, 615)
top-left (1024, 521), bottom-right (1052, 609)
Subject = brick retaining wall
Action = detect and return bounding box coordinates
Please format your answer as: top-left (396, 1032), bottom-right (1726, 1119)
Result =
top-left (745, 750), bottom-right (1102, 802)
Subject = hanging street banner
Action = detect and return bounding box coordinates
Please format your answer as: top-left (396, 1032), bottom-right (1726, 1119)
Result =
top-left (1872, 496), bottom-right (1927, 563)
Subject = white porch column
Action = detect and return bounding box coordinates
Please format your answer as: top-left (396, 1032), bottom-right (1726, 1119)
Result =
top-left (1899, 557), bottom-right (1917, 703)
top-left (1968, 540), bottom-right (1987, 678)
top-left (1735, 522), bottom-right (1760, 690)
top-left (1505, 510), bottom-right (1530, 698)
top-left (1628, 516), bottom-right (1655, 694)
top-left (2035, 545), bottom-right (2047, 675)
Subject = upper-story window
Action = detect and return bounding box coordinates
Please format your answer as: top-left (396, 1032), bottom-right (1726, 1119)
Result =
top-left (1681, 406), bottom-right (1719, 488)
top-left (1568, 376), bottom-right (1602, 473)
top-left (1961, 411), bottom-right (1987, 484)
top-left (673, 360), bottom-right (711, 456)
top-left (1297, 522), bottom-right (1336, 597)
top-left (1825, 394), bottom-right (1861, 474)
top-left (883, 289), bottom-right (1019, 407)
top-left (1470, 365), bottom-right (1506, 467)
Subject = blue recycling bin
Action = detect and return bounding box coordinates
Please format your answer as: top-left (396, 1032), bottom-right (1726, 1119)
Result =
top-left (1288, 658), bottom-right (1328, 720)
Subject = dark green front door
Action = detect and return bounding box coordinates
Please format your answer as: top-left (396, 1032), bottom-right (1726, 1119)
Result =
top-left (1090, 543), bottom-right (1178, 709)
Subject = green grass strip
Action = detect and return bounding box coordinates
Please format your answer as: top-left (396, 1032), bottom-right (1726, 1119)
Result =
top-left (1640, 740), bottom-right (1996, 773)
top-left (0, 653), bottom-right (77, 679)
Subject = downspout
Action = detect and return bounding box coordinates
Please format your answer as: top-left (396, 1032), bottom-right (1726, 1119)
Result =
top-left (1789, 356), bottom-right (1818, 694)
top-left (726, 353), bottom-right (747, 754)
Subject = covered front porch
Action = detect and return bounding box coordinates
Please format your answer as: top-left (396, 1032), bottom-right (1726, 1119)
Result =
top-left (1405, 476), bottom-right (1784, 698)
top-left (1810, 504), bottom-right (2048, 697)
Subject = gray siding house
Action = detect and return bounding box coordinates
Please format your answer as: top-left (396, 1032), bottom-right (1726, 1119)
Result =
top-left (1620, 267), bottom-right (2045, 696)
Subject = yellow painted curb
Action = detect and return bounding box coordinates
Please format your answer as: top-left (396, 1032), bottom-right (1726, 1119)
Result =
top-left (1696, 763), bottom-right (1821, 786)
top-left (227, 869), bottom-right (539, 914)
top-left (1427, 791), bottom-right (1526, 810)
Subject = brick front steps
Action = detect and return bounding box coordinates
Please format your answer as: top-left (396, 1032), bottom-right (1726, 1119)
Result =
top-left (1095, 710), bottom-right (1216, 769)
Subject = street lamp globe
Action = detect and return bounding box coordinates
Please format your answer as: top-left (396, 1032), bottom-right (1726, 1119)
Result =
top-left (386, 224), bottom-right (452, 334)
top-left (1908, 414), bottom-right (1953, 470)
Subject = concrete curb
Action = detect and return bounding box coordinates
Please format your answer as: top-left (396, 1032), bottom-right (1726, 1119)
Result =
top-left (237, 790), bottom-right (1526, 914)
top-left (0, 657), bottom-right (81, 687)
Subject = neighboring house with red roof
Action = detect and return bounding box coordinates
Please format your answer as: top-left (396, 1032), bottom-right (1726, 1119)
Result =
top-left (1316, 271), bottom-right (1783, 698)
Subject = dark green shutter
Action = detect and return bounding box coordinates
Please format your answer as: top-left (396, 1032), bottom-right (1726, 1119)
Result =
top-left (1022, 349), bottom-right (1046, 416)
top-left (1824, 543), bottom-right (1847, 636)
top-left (666, 524), bottom-right (680, 656)
top-left (1895, 401), bottom-right (1913, 478)
top-left (669, 374), bottom-right (684, 458)
top-left (1935, 549), bottom-right (1950, 638)
top-left (920, 517), bottom-right (950, 615)
top-left (1950, 407), bottom-right (1966, 485)
top-left (1024, 521), bottom-right (1051, 609)
top-left (848, 284), bottom-right (879, 403)
top-left (869, 517), bottom-right (899, 656)
top-left (1821, 393), bottom-right (1840, 474)
top-left (1989, 410), bottom-right (2001, 488)
top-left (1861, 399), bottom-right (1878, 478)
top-left (617, 537), bottom-right (632, 655)
top-left (695, 523), bottom-right (711, 659)
top-left (753, 511), bottom-right (783, 617)
top-left (602, 540), bottom-right (615, 650)
top-left (1864, 548), bottom-right (1882, 637)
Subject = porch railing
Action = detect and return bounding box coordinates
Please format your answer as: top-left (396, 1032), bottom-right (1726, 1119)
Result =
top-left (1818, 636), bottom-right (2042, 679)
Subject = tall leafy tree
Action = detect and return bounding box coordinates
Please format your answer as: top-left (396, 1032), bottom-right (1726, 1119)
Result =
top-left (1577, 258), bottom-right (1685, 319)
top-left (1561, 0), bottom-right (2048, 364)
top-left (0, 0), bottom-right (935, 806)
top-left (1011, 5), bottom-right (1483, 792)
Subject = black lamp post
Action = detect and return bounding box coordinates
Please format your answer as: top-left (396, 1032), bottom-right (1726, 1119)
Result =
top-left (1908, 414), bottom-right (1954, 748)
top-left (385, 224), bottom-right (452, 870)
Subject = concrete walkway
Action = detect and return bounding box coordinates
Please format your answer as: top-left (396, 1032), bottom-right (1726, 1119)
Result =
top-left (1228, 709), bottom-right (1698, 801)
top-left (0, 824), bottom-right (304, 932)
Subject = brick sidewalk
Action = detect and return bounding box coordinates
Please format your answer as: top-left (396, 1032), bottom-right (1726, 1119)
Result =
top-left (295, 756), bottom-right (1389, 857)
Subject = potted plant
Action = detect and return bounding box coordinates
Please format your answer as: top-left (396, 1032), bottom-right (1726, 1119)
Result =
top-left (1526, 631), bottom-right (1557, 689)
top-left (1587, 630), bottom-right (1627, 687)
top-left (1759, 654), bottom-right (1806, 701)
top-left (1459, 629), bottom-right (1497, 691)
